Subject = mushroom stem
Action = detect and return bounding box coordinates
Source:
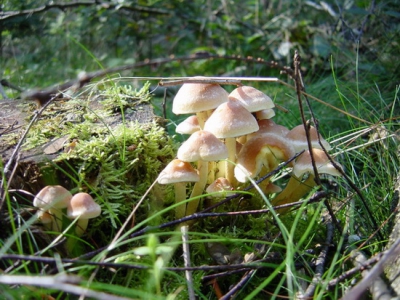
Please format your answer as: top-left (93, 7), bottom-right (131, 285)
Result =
top-left (187, 160), bottom-right (208, 216)
top-left (174, 182), bottom-right (187, 219)
top-left (49, 208), bottom-right (63, 232)
top-left (75, 218), bottom-right (89, 237)
top-left (225, 137), bottom-right (237, 186)
top-left (196, 111), bottom-right (208, 129)
top-left (271, 174), bottom-right (317, 214)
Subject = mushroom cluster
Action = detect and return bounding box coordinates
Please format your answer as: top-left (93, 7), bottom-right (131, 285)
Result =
top-left (158, 82), bottom-right (341, 217)
top-left (33, 185), bottom-right (101, 236)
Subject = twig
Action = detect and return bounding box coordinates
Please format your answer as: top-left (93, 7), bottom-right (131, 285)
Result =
top-left (343, 237), bottom-right (400, 300)
top-left (327, 252), bottom-right (384, 288)
top-left (220, 269), bottom-right (255, 300)
top-left (181, 225), bottom-right (196, 300)
top-left (0, 253), bottom-right (282, 272)
top-left (0, 1), bottom-right (170, 21)
top-left (0, 274), bottom-right (132, 300)
top-left (298, 222), bottom-right (334, 299)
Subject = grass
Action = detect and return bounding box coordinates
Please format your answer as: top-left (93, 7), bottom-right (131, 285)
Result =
top-left (0, 69), bottom-right (398, 298)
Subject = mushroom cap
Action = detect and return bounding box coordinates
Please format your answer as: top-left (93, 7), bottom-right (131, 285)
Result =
top-left (286, 125), bottom-right (332, 153)
top-left (175, 115), bottom-right (200, 135)
top-left (177, 130), bottom-right (228, 162)
top-left (36, 209), bottom-right (53, 224)
top-left (206, 177), bottom-right (234, 197)
top-left (234, 133), bottom-right (295, 182)
top-left (33, 185), bottom-right (72, 209)
top-left (228, 86), bottom-right (274, 112)
top-left (255, 108), bottom-right (275, 120)
top-left (293, 148), bottom-right (342, 178)
top-left (157, 159), bottom-right (200, 184)
top-left (203, 99), bottom-right (259, 138)
top-left (67, 193), bottom-right (101, 219)
top-left (248, 119), bottom-right (290, 139)
top-left (172, 82), bottom-right (229, 114)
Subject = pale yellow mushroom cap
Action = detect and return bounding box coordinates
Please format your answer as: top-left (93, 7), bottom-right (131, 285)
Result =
top-left (204, 99), bottom-right (259, 138)
top-left (228, 86), bottom-right (274, 112)
top-left (67, 193), bottom-right (101, 220)
top-left (157, 159), bottom-right (200, 184)
top-left (33, 185), bottom-right (72, 209)
top-left (177, 130), bottom-right (228, 162)
top-left (293, 148), bottom-right (342, 178)
top-left (172, 83), bottom-right (229, 114)
top-left (286, 125), bottom-right (332, 153)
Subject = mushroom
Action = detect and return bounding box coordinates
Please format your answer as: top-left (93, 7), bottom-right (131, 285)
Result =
top-left (255, 108), bottom-right (276, 120)
top-left (33, 185), bottom-right (73, 232)
top-left (36, 209), bottom-right (53, 231)
top-left (172, 82), bottom-right (229, 128)
top-left (177, 130), bottom-right (228, 215)
top-left (271, 148), bottom-right (342, 214)
top-left (206, 177), bottom-right (234, 198)
top-left (67, 192), bottom-right (101, 236)
top-left (157, 159), bottom-right (200, 218)
top-left (286, 124), bottom-right (332, 153)
top-left (228, 86), bottom-right (274, 113)
top-left (234, 133), bottom-right (295, 183)
top-left (247, 119), bottom-right (290, 140)
top-left (204, 99), bottom-right (259, 185)
top-left (175, 115), bottom-right (200, 135)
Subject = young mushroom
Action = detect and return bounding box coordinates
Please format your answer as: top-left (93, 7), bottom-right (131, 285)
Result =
top-left (172, 82), bottom-right (229, 128)
top-left (271, 148), bottom-right (342, 214)
top-left (67, 192), bottom-right (101, 236)
top-left (204, 99), bottom-right (259, 186)
top-left (33, 185), bottom-right (73, 232)
top-left (175, 115), bottom-right (200, 135)
top-left (177, 130), bottom-right (228, 215)
top-left (157, 159), bottom-right (200, 219)
top-left (286, 124), bottom-right (332, 153)
top-left (234, 133), bottom-right (295, 183)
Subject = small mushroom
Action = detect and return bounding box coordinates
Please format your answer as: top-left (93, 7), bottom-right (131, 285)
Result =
top-left (234, 133), bottom-right (295, 183)
top-left (177, 130), bottom-right (228, 215)
top-left (286, 124), bottom-right (332, 153)
top-left (271, 148), bottom-right (342, 214)
top-left (33, 185), bottom-right (73, 232)
top-left (204, 99), bottom-right (259, 185)
top-left (157, 159), bottom-right (200, 218)
top-left (228, 86), bottom-right (274, 113)
top-left (206, 177), bottom-right (234, 198)
top-left (67, 192), bottom-right (101, 236)
top-left (175, 115), bottom-right (200, 135)
top-left (172, 82), bottom-right (229, 128)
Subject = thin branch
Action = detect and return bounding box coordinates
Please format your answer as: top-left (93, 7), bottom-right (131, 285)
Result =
top-left (0, 1), bottom-right (170, 21)
top-left (299, 222), bottom-right (334, 299)
top-left (343, 237), bottom-right (400, 300)
top-left (181, 225), bottom-right (196, 300)
top-left (0, 274), bottom-right (132, 300)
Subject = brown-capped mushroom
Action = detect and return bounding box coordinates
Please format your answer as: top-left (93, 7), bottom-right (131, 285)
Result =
top-left (286, 124), bottom-right (332, 153)
top-left (157, 159), bottom-right (200, 218)
top-left (177, 130), bottom-right (228, 216)
top-left (33, 185), bottom-right (73, 232)
top-left (204, 99), bottom-right (259, 185)
top-left (67, 192), bottom-right (101, 236)
top-left (271, 148), bottom-right (342, 214)
top-left (172, 82), bottom-right (229, 128)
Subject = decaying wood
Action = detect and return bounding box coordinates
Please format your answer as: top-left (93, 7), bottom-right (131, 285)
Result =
top-left (0, 96), bottom-right (158, 192)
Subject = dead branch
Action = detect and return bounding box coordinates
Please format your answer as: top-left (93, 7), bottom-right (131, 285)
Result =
top-left (0, 1), bottom-right (170, 21)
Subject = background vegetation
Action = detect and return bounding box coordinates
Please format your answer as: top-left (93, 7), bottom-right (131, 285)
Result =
top-left (0, 0), bottom-right (399, 299)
